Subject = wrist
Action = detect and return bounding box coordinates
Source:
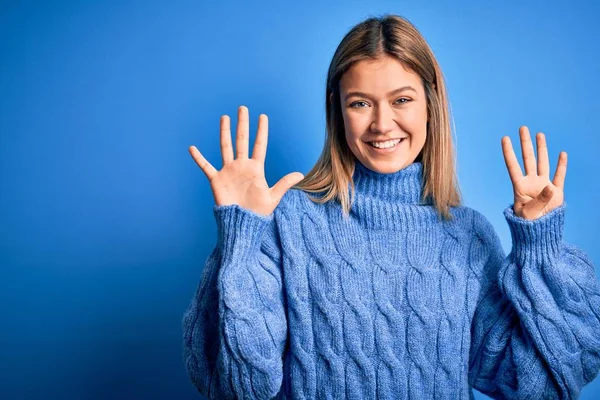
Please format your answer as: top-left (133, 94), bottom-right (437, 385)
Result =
top-left (504, 202), bottom-right (566, 266)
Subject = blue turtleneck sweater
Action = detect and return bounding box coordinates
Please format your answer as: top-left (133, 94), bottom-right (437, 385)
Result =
top-left (182, 160), bottom-right (600, 399)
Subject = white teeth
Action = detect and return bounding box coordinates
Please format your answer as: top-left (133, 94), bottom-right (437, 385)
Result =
top-left (369, 138), bottom-right (402, 149)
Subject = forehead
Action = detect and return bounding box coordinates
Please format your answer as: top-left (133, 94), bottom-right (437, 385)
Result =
top-left (340, 56), bottom-right (422, 93)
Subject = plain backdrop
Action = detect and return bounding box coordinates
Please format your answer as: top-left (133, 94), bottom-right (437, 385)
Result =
top-left (1, 0), bottom-right (599, 399)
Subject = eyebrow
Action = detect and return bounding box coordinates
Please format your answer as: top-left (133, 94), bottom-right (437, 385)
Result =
top-left (344, 86), bottom-right (417, 101)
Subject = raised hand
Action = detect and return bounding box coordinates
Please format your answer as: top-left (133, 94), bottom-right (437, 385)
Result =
top-left (501, 126), bottom-right (567, 221)
top-left (189, 105), bottom-right (305, 217)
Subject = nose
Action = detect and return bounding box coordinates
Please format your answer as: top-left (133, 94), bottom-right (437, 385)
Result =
top-left (370, 104), bottom-right (395, 134)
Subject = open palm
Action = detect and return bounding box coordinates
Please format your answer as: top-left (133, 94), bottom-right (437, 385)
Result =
top-left (501, 126), bottom-right (567, 221)
top-left (189, 105), bottom-right (304, 217)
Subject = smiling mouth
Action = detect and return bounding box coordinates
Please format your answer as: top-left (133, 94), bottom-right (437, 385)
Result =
top-left (367, 138), bottom-right (406, 149)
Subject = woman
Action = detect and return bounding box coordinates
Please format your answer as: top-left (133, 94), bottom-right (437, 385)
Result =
top-left (182, 14), bottom-right (600, 399)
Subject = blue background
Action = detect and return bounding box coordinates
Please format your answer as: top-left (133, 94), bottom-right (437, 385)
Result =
top-left (1, 0), bottom-right (599, 399)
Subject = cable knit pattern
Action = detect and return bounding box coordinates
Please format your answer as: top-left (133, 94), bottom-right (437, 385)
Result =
top-left (182, 160), bottom-right (600, 399)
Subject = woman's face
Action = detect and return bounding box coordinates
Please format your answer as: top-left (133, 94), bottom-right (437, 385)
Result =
top-left (337, 55), bottom-right (428, 174)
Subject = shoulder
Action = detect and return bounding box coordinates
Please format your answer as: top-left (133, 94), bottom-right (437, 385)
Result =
top-left (444, 205), bottom-right (502, 249)
top-left (456, 205), bottom-right (506, 269)
top-left (276, 188), bottom-right (327, 216)
top-left (272, 187), bottom-right (332, 234)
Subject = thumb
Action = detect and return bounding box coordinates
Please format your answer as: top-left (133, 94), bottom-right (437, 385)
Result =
top-left (270, 172), bottom-right (305, 203)
top-left (521, 184), bottom-right (554, 219)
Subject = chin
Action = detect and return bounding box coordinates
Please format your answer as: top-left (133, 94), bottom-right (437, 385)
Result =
top-left (365, 158), bottom-right (411, 174)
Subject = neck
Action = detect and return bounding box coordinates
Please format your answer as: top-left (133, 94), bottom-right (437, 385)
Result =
top-left (351, 158), bottom-right (425, 204)
top-left (345, 158), bottom-right (436, 230)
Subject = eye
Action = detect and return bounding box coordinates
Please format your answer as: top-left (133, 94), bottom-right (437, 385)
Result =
top-left (349, 101), bottom-right (368, 108)
top-left (395, 97), bottom-right (411, 104)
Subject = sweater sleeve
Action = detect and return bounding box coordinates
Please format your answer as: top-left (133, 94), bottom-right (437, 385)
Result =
top-left (182, 203), bottom-right (288, 400)
top-left (468, 202), bottom-right (600, 399)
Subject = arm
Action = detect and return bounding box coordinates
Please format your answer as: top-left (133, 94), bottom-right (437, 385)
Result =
top-left (468, 203), bottom-right (600, 399)
top-left (182, 203), bottom-right (288, 400)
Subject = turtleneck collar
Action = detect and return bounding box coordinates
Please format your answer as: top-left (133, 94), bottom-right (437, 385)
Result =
top-left (343, 158), bottom-right (437, 230)
top-left (351, 158), bottom-right (426, 204)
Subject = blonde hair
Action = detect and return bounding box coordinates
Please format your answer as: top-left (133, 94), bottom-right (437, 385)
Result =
top-left (293, 14), bottom-right (462, 221)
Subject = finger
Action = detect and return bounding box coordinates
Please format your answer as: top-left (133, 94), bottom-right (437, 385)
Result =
top-left (189, 145), bottom-right (218, 181)
top-left (270, 172), bottom-right (305, 203)
top-left (220, 115), bottom-right (234, 165)
top-left (236, 105), bottom-right (249, 159)
top-left (252, 114), bottom-right (268, 163)
top-left (536, 132), bottom-right (549, 177)
top-left (501, 136), bottom-right (524, 182)
top-left (552, 151), bottom-right (568, 189)
top-left (519, 126), bottom-right (537, 175)
top-left (521, 184), bottom-right (554, 220)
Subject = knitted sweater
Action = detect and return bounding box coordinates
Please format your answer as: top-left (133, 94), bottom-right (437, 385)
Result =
top-left (182, 160), bottom-right (600, 400)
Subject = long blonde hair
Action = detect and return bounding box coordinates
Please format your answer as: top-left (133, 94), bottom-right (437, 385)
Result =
top-left (293, 14), bottom-right (462, 221)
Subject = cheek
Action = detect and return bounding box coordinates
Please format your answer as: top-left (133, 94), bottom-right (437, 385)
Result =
top-left (404, 108), bottom-right (427, 125)
top-left (345, 131), bottom-right (363, 155)
top-left (403, 109), bottom-right (428, 136)
top-left (343, 113), bottom-right (366, 141)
